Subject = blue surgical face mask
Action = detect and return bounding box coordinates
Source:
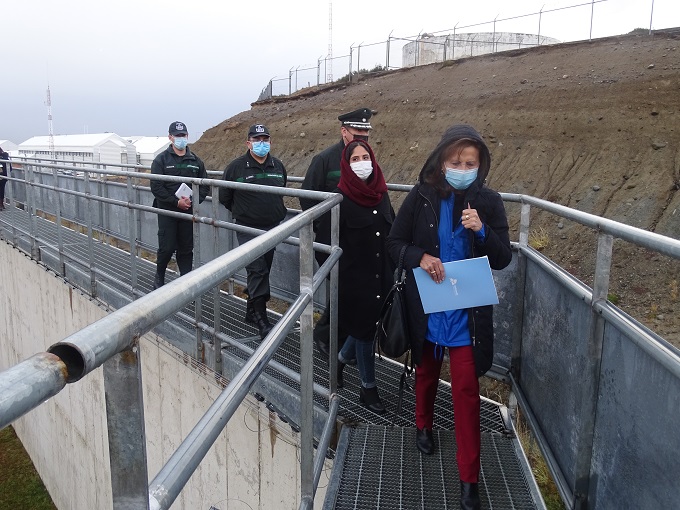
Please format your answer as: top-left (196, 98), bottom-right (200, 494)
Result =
top-left (445, 168), bottom-right (478, 190)
top-left (173, 137), bottom-right (188, 150)
top-left (250, 141), bottom-right (270, 158)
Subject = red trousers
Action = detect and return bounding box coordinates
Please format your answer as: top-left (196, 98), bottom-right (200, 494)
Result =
top-left (415, 341), bottom-right (480, 482)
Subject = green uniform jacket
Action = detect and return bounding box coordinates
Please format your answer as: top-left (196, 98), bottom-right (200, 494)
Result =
top-left (219, 151), bottom-right (287, 227)
top-left (150, 145), bottom-right (209, 213)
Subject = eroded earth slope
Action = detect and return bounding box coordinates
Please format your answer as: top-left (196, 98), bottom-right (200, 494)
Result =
top-left (194, 31), bottom-right (680, 346)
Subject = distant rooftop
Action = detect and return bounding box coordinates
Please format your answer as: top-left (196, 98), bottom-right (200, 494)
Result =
top-left (20, 133), bottom-right (127, 148)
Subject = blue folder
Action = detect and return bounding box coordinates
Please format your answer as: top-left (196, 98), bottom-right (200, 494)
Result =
top-left (412, 256), bottom-right (499, 313)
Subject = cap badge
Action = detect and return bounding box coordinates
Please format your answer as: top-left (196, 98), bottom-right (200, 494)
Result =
top-left (255, 125), bottom-right (265, 133)
top-left (175, 122), bottom-right (185, 131)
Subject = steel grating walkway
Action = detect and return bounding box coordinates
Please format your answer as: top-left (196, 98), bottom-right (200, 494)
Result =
top-left (325, 426), bottom-right (538, 510)
top-left (0, 206), bottom-right (545, 509)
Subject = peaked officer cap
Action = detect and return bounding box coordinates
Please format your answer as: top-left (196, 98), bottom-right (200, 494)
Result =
top-left (338, 108), bottom-right (373, 130)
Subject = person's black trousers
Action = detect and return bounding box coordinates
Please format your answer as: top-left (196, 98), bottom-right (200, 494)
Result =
top-left (0, 174), bottom-right (7, 205)
top-left (236, 224), bottom-right (277, 302)
top-left (156, 213), bottom-right (194, 276)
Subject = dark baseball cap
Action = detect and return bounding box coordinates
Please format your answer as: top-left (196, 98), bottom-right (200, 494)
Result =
top-left (248, 124), bottom-right (270, 138)
top-left (338, 108), bottom-right (373, 130)
top-left (169, 121), bottom-right (188, 136)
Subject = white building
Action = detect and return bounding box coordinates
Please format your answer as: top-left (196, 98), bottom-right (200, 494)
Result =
top-left (403, 32), bottom-right (561, 67)
top-left (18, 133), bottom-right (137, 168)
top-left (0, 140), bottom-right (18, 153)
top-left (124, 136), bottom-right (170, 167)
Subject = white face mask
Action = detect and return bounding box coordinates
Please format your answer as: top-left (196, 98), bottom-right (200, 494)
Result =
top-left (350, 160), bottom-right (373, 180)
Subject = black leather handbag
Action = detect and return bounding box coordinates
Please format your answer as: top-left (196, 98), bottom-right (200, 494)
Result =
top-left (375, 245), bottom-right (410, 358)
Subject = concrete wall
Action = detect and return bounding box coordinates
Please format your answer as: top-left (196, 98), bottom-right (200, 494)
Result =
top-left (0, 240), bottom-right (329, 509)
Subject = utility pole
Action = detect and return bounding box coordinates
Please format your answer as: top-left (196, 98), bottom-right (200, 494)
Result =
top-left (326, 2), bottom-right (333, 83)
top-left (45, 85), bottom-right (55, 159)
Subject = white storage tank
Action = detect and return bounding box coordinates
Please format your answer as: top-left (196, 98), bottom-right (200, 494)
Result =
top-left (402, 32), bottom-right (561, 67)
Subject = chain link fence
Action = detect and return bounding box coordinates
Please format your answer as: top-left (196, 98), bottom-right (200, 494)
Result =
top-left (257, 0), bottom-right (666, 100)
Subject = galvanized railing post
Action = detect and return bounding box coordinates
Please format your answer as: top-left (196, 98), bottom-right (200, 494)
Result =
top-left (510, 202), bottom-right (531, 384)
top-left (329, 204), bottom-right (340, 393)
top-left (134, 167), bottom-right (143, 257)
top-left (299, 220), bottom-right (315, 507)
top-left (212, 184), bottom-right (223, 373)
top-left (103, 342), bottom-right (150, 510)
top-left (97, 164), bottom-right (106, 244)
top-left (192, 182), bottom-right (204, 361)
top-left (26, 164), bottom-right (40, 259)
top-left (83, 170), bottom-right (97, 297)
top-left (574, 232), bottom-right (613, 509)
top-left (5, 166), bottom-right (18, 247)
top-left (36, 163), bottom-right (46, 216)
top-left (127, 175), bottom-right (139, 295)
top-left (51, 164), bottom-right (66, 275)
top-left (519, 203), bottom-right (530, 248)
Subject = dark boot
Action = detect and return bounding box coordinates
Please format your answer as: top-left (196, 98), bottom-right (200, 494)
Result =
top-left (416, 428), bottom-right (434, 455)
top-left (460, 482), bottom-right (480, 510)
top-left (153, 271), bottom-right (165, 290)
top-left (252, 299), bottom-right (273, 340)
top-left (359, 386), bottom-right (386, 414)
top-left (336, 361), bottom-right (346, 389)
top-left (313, 325), bottom-right (331, 357)
top-left (244, 299), bottom-right (256, 324)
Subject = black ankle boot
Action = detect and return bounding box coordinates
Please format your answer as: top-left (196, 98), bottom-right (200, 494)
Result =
top-left (360, 386), bottom-right (386, 414)
top-left (251, 299), bottom-right (272, 339)
top-left (460, 481), bottom-right (480, 510)
top-left (244, 299), bottom-right (255, 324)
top-left (314, 332), bottom-right (330, 358)
top-left (252, 310), bottom-right (272, 339)
top-left (153, 272), bottom-right (165, 290)
top-left (336, 361), bottom-right (346, 389)
top-left (416, 428), bottom-right (434, 455)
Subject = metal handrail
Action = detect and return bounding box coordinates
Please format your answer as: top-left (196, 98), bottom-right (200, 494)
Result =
top-left (502, 192), bottom-right (680, 259)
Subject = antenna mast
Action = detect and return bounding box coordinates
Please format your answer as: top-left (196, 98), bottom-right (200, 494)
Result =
top-left (45, 85), bottom-right (55, 158)
top-left (326, 2), bottom-right (333, 83)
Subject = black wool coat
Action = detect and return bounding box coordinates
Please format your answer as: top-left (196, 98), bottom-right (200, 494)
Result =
top-left (386, 182), bottom-right (512, 375)
top-left (337, 190), bottom-right (396, 341)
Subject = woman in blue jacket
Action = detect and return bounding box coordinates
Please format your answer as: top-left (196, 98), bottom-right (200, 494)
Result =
top-left (387, 124), bottom-right (511, 510)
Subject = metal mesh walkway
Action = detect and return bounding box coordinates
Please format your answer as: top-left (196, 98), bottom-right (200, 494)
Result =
top-left (0, 206), bottom-right (545, 509)
top-left (326, 426), bottom-right (539, 510)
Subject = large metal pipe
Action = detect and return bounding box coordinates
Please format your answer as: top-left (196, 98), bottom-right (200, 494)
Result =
top-left (0, 353), bottom-right (68, 429)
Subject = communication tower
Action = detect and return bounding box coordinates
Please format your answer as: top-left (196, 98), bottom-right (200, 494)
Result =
top-left (326, 2), bottom-right (333, 83)
top-left (45, 85), bottom-right (55, 158)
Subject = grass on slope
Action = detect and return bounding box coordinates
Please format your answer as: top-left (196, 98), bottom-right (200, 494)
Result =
top-left (0, 426), bottom-right (57, 510)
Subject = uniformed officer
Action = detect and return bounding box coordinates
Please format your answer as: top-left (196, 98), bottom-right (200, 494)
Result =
top-left (150, 121), bottom-right (209, 289)
top-left (300, 107), bottom-right (373, 358)
top-left (300, 107), bottom-right (373, 224)
top-left (219, 124), bottom-right (287, 339)
top-left (0, 146), bottom-right (11, 211)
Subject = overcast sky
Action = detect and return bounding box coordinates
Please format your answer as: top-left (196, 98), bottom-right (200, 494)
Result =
top-left (2, 0), bottom-right (677, 145)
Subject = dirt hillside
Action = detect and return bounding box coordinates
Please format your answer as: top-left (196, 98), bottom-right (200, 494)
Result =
top-left (194, 31), bottom-right (680, 347)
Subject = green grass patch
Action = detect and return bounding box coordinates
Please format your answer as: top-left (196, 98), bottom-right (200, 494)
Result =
top-left (516, 414), bottom-right (565, 509)
top-left (0, 426), bottom-right (57, 509)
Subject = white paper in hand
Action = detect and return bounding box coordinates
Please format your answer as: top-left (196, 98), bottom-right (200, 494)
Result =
top-left (175, 183), bottom-right (193, 199)
top-left (413, 256), bottom-right (499, 313)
